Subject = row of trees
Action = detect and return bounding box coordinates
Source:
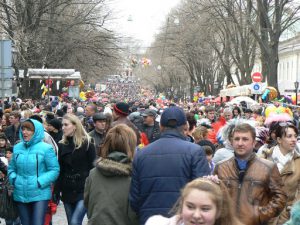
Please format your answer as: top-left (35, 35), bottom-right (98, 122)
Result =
top-left (141, 0), bottom-right (300, 100)
top-left (0, 0), bottom-right (122, 98)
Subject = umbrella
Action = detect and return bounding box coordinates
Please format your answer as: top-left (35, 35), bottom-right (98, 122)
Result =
top-left (100, 93), bottom-right (108, 97)
top-left (227, 96), bottom-right (257, 108)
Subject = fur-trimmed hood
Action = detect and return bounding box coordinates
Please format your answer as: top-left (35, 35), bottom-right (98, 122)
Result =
top-left (95, 152), bottom-right (132, 177)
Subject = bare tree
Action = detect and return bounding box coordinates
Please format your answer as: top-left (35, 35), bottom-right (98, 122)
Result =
top-left (0, 0), bottom-right (122, 98)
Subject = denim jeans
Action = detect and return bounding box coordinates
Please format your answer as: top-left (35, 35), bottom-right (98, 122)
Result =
top-left (64, 200), bottom-right (86, 225)
top-left (16, 200), bottom-right (48, 225)
top-left (5, 217), bottom-right (21, 225)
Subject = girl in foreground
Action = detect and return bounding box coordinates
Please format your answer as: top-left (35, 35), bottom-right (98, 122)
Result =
top-left (146, 176), bottom-right (243, 225)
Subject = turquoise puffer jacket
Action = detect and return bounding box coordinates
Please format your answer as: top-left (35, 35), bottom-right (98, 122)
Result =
top-left (8, 119), bottom-right (60, 203)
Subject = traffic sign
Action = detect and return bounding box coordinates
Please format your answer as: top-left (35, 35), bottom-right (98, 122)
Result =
top-left (250, 82), bottom-right (262, 94)
top-left (251, 72), bottom-right (263, 83)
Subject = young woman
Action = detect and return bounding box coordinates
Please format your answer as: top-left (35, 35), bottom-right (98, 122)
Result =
top-left (8, 119), bottom-right (60, 225)
top-left (145, 177), bottom-right (243, 225)
top-left (261, 122), bottom-right (300, 224)
top-left (84, 124), bottom-right (138, 225)
top-left (55, 114), bottom-right (96, 225)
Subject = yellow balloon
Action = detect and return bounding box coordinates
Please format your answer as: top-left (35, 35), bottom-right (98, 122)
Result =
top-left (79, 91), bottom-right (87, 101)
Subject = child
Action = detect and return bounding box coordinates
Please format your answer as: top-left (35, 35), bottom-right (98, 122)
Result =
top-left (3, 146), bottom-right (21, 225)
top-left (0, 133), bottom-right (10, 158)
top-left (203, 146), bottom-right (214, 174)
top-left (145, 176), bottom-right (243, 225)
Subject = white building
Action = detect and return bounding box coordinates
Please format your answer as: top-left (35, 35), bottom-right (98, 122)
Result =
top-left (252, 32), bottom-right (300, 95)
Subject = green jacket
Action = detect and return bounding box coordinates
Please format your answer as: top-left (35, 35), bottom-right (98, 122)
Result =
top-left (84, 152), bottom-right (138, 225)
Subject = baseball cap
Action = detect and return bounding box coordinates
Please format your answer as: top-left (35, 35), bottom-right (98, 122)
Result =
top-left (141, 109), bottom-right (157, 117)
top-left (160, 106), bottom-right (187, 128)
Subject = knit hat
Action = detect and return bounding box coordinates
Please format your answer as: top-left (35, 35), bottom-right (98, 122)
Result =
top-left (21, 120), bottom-right (35, 132)
top-left (113, 102), bottom-right (129, 116)
top-left (48, 118), bottom-right (62, 130)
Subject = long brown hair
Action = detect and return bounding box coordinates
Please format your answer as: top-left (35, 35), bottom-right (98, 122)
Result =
top-left (99, 124), bottom-right (137, 160)
top-left (174, 178), bottom-right (243, 225)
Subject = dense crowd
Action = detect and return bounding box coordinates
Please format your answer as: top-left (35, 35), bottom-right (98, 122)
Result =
top-left (0, 96), bottom-right (300, 225)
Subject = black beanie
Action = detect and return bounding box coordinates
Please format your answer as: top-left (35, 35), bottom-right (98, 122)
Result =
top-left (113, 102), bottom-right (129, 116)
top-left (48, 118), bottom-right (62, 130)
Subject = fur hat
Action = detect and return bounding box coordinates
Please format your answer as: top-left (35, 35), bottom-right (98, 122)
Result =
top-left (114, 102), bottom-right (129, 116)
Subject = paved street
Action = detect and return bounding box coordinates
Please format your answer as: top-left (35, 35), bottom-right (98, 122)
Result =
top-left (0, 203), bottom-right (88, 225)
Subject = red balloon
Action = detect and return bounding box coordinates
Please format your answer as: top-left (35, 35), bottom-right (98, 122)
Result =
top-left (45, 79), bottom-right (53, 86)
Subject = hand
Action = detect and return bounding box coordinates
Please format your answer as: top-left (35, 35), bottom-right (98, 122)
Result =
top-left (52, 193), bottom-right (61, 205)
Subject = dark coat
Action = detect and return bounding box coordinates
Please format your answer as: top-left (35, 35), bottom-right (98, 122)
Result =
top-left (57, 137), bottom-right (96, 203)
top-left (84, 152), bottom-right (138, 225)
top-left (129, 130), bottom-right (211, 225)
top-left (139, 121), bottom-right (160, 143)
top-left (0, 158), bottom-right (6, 175)
top-left (88, 130), bottom-right (106, 154)
top-left (5, 124), bottom-right (20, 146)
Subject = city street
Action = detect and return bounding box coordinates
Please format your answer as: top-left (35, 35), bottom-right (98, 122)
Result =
top-left (0, 203), bottom-right (88, 225)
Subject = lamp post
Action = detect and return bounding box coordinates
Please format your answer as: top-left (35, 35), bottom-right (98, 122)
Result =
top-left (295, 81), bottom-right (299, 105)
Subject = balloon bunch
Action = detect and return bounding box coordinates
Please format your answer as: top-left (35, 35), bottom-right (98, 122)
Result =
top-left (140, 57), bottom-right (152, 67)
top-left (261, 87), bottom-right (278, 102)
top-left (264, 105), bottom-right (293, 125)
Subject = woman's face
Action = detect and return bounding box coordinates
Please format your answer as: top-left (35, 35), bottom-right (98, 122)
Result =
top-left (181, 189), bottom-right (218, 225)
top-left (233, 110), bottom-right (239, 117)
top-left (0, 138), bottom-right (6, 147)
top-left (62, 119), bottom-right (76, 137)
top-left (21, 127), bottom-right (34, 142)
top-left (277, 127), bottom-right (297, 153)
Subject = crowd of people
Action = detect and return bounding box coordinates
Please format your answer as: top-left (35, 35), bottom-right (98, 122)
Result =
top-left (0, 95), bottom-right (300, 225)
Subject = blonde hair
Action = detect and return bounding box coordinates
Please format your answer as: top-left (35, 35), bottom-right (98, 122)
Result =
top-left (192, 126), bottom-right (208, 142)
top-left (174, 178), bottom-right (243, 225)
top-left (22, 110), bottom-right (33, 120)
top-left (100, 124), bottom-right (136, 160)
top-left (60, 113), bottom-right (91, 149)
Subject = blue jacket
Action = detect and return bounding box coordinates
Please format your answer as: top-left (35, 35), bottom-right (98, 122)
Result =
top-left (129, 130), bottom-right (210, 225)
top-left (8, 119), bottom-right (60, 203)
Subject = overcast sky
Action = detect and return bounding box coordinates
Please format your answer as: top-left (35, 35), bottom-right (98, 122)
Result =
top-left (108, 0), bottom-right (181, 47)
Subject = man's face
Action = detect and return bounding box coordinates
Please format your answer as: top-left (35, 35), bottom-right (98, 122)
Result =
top-left (85, 106), bottom-right (94, 117)
top-left (207, 111), bottom-right (215, 121)
top-left (94, 120), bottom-right (106, 132)
top-left (9, 116), bottom-right (19, 125)
top-left (245, 112), bottom-right (251, 119)
top-left (224, 112), bottom-right (232, 121)
top-left (231, 131), bottom-right (256, 160)
top-left (47, 124), bottom-right (55, 132)
top-left (143, 115), bottom-right (154, 126)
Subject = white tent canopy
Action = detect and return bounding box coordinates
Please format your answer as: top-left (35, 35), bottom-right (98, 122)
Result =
top-left (18, 69), bottom-right (81, 80)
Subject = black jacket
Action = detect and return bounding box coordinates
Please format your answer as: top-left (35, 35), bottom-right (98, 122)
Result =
top-left (139, 121), bottom-right (161, 143)
top-left (4, 124), bottom-right (20, 146)
top-left (0, 159), bottom-right (7, 175)
top-left (57, 137), bottom-right (96, 203)
top-left (88, 130), bottom-right (106, 154)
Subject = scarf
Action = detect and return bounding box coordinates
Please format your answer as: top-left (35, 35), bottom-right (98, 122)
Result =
top-left (272, 145), bottom-right (294, 173)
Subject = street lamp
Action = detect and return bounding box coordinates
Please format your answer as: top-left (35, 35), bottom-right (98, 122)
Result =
top-left (295, 81), bottom-right (299, 105)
